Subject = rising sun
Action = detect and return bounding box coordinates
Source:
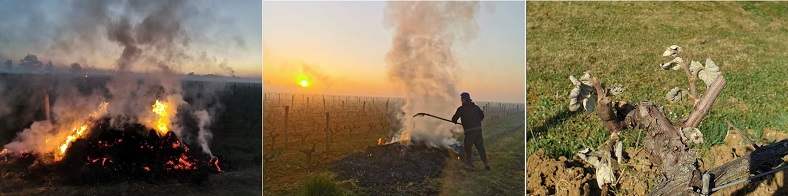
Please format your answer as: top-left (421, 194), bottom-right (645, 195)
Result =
top-left (297, 74), bottom-right (311, 88)
top-left (300, 79), bottom-right (309, 87)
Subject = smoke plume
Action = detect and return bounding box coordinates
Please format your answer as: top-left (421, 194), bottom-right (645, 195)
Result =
top-left (385, 1), bottom-right (481, 147)
top-left (0, 0), bottom-right (239, 160)
top-left (0, 0), bottom-right (241, 76)
top-left (193, 110), bottom-right (213, 157)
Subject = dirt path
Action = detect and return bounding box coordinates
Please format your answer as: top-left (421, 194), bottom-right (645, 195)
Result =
top-left (440, 113), bottom-right (525, 195)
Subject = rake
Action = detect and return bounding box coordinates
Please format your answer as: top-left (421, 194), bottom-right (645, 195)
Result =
top-left (412, 113), bottom-right (462, 125)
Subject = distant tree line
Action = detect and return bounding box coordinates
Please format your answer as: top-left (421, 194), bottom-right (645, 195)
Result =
top-left (4, 54), bottom-right (83, 73)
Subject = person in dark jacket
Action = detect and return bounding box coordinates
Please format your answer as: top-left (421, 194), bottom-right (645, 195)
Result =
top-left (451, 92), bottom-right (489, 171)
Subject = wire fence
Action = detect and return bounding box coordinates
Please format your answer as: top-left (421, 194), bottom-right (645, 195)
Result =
top-left (262, 93), bottom-right (524, 152)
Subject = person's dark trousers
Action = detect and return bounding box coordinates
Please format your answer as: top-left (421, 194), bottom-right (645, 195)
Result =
top-left (463, 130), bottom-right (488, 166)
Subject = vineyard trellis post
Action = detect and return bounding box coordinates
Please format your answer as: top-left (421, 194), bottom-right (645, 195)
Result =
top-left (325, 112), bottom-right (330, 153)
top-left (284, 106), bottom-right (289, 150)
top-left (363, 101), bottom-right (366, 114)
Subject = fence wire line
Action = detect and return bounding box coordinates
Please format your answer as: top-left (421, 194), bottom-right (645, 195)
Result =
top-left (710, 164), bottom-right (788, 193)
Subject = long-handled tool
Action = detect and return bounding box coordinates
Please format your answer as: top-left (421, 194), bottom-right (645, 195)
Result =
top-left (413, 113), bottom-right (462, 125)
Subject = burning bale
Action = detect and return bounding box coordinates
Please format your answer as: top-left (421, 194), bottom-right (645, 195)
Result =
top-left (331, 142), bottom-right (459, 193)
top-left (65, 118), bottom-right (230, 183)
top-left (0, 117), bottom-right (230, 185)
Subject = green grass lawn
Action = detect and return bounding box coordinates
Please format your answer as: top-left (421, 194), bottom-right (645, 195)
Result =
top-left (527, 2), bottom-right (788, 159)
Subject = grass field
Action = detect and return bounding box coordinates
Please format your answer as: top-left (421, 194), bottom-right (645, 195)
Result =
top-left (527, 1), bottom-right (788, 159)
top-left (440, 113), bottom-right (525, 196)
top-left (262, 93), bottom-right (524, 195)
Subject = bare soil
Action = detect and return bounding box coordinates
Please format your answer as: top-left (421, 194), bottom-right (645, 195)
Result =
top-left (526, 128), bottom-right (788, 195)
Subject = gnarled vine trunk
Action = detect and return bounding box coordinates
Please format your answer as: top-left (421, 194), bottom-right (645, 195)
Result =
top-left (587, 75), bottom-right (788, 195)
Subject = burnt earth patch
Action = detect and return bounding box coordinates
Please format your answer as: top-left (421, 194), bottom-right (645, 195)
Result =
top-left (332, 142), bottom-right (460, 194)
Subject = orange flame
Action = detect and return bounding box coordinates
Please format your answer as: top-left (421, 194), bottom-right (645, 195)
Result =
top-left (89, 102), bottom-right (109, 119)
top-left (152, 100), bottom-right (169, 136)
top-left (56, 124), bottom-right (89, 160)
top-left (55, 101), bottom-right (108, 161)
top-left (377, 138), bottom-right (384, 145)
top-left (399, 133), bottom-right (410, 145)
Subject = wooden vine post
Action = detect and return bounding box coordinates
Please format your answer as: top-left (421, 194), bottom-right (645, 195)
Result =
top-left (325, 112), bottom-right (330, 153)
top-left (284, 106), bottom-right (289, 150)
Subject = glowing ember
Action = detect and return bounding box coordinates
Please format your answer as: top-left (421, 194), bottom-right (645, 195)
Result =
top-left (0, 148), bottom-right (7, 155)
top-left (176, 154), bottom-right (195, 170)
top-left (152, 99), bottom-right (170, 136)
top-left (167, 154), bottom-right (197, 170)
top-left (172, 140), bottom-right (181, 148)
top-left (144, 166), bottom-right (150, 171)
top-left (212, 159), bottom-right (223, 173)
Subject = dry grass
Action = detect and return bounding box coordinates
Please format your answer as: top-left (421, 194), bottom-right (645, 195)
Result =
top-left (262, 94), bottom-right (524, 195)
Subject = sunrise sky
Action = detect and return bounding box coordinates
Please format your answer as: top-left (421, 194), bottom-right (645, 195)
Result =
top-left (263, 1), bottom-right (525, 103)
top-left (0, 0), bottom-right (261, 77)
